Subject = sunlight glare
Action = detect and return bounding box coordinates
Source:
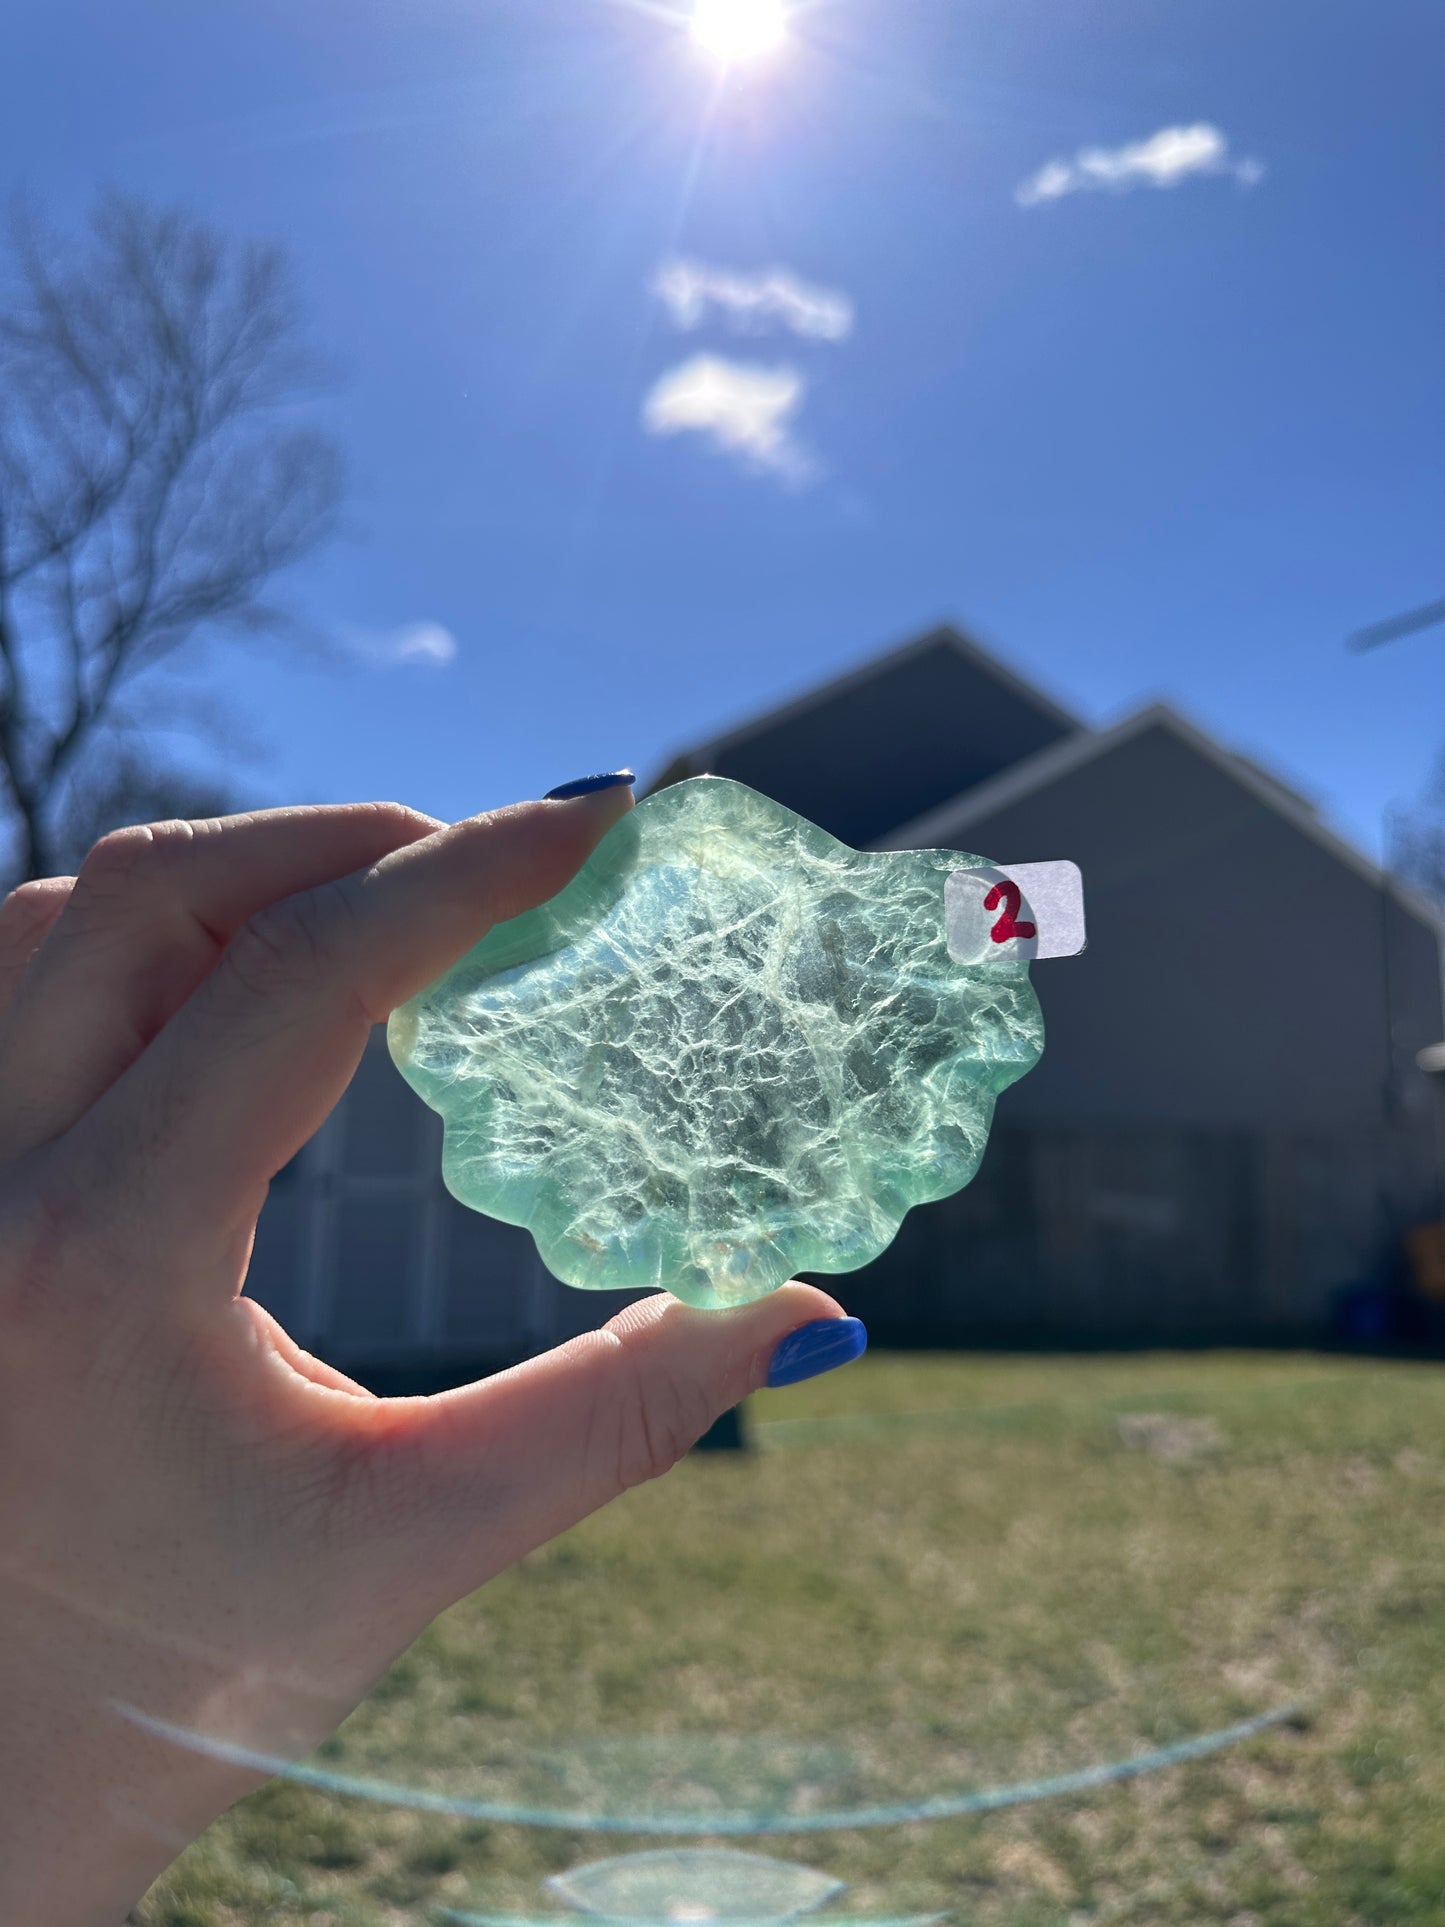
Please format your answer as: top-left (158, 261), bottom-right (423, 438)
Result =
top-left (691, 0), bottom-right (786, 64)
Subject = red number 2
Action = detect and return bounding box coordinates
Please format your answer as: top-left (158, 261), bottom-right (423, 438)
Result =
top-left (984, 879), bottom-right (1037, 945)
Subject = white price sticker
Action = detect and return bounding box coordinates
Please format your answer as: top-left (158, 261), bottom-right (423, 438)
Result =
top-left (945, 860), bottom-right (1086, 964)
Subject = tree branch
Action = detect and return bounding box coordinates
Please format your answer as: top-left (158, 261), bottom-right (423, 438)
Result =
top-left (0, 194), bottom-right (341, 882)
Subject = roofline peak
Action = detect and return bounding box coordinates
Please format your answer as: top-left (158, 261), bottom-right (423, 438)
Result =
top-left (877, 700), bottom-right (1445, 934)
top-left (644, 619), bottom-right (1082, 792)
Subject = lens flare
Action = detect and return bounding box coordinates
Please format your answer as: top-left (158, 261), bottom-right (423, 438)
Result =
top-left (691, 0), bottom-right (786, 63)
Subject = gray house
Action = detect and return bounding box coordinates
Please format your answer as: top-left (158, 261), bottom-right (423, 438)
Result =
top-left (247, 626), bottom-right (1444, 1378)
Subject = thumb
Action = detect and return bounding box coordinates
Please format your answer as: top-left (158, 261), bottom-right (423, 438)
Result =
top-left (398, 1283), bottom-right (860, 1597)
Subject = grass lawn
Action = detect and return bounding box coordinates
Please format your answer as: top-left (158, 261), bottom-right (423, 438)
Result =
top-left (135, 1351), bottom-right (1445, 1927)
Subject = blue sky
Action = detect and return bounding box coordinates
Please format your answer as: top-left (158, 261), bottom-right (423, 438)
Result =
top-left (6, 0), bottom-right (1442, 855)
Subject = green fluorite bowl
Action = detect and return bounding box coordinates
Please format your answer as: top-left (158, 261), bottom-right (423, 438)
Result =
top-left (388, 776), bottom-right (1043, 1308)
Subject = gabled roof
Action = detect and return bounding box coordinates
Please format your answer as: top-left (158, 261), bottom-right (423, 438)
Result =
top-left (651, 623), bottom-right (1080, 782)
top-left (647, 623), bottom-right (1083, 849)
top-left (876, 700), bottom-right (1445, 933)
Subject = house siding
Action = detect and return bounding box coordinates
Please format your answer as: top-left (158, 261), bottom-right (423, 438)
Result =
top-left (243, 640), bottom-right (1445, 1369)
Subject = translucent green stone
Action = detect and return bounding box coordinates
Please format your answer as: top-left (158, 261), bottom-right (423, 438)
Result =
top-left (387, 776), bottom-right (1043, 1309)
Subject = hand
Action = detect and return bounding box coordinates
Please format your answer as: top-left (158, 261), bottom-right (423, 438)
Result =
top-left (0, 793), bottom-right (846, 1925)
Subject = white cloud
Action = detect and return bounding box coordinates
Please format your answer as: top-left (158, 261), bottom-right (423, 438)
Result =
top-left (652, 258), bottom-right (854, 342)
top-left (1016, 123), bottom-right (1264, 207)
top-left (642, 355), bottom-right (816, 485)
top-left (354, 620), bottom-right (458, 667)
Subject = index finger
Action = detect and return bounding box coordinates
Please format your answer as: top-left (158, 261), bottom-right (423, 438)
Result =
top-left (65, 786), bottom-right (634, 1288)
top-left (0, 805), bottom-right (442, 1161)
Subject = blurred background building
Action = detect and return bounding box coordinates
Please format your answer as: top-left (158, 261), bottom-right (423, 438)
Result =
top-left (246, 626), bottom-right (1445, 1381)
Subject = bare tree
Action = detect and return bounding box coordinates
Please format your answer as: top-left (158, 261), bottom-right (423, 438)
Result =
top-left (0, 195), bottom-right (340, 881)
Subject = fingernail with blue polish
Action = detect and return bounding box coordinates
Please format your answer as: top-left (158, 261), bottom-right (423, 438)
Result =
top-left (766, 1316), bottom-right (868, 1389)
top-left (545, 770), bottom-right (635, 801)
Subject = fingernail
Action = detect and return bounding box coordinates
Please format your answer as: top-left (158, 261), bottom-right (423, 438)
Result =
top-left (545, 770), bottom-right (636, 801)
top-left (765, 1316), bottom-right (868, 1389)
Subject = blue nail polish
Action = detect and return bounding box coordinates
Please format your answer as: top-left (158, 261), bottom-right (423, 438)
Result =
top-left (545, 770), bottom-right (636, 801)
top-left (766, 1317), bottom-right (868, 1389)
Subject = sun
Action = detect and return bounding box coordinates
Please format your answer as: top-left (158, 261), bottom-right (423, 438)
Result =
top-left (690, 0), bottom-right (787, 63)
